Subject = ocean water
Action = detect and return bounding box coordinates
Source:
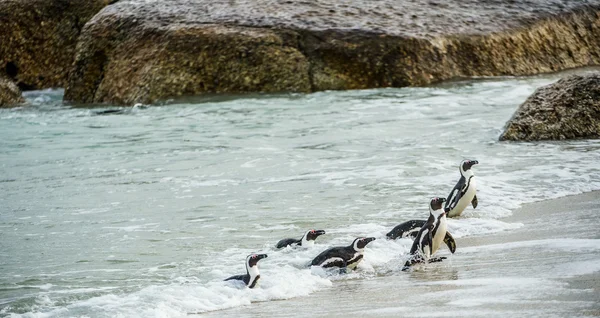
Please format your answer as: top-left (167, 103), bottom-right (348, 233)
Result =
top-left (1, 69), bottom-right (599, 317)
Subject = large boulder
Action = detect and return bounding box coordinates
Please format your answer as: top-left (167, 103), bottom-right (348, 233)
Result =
top-left (0, 76), bottom-right (24, 107)
top-left (500, 73), bottom-right (600, 141)
top-left (64, 0), bottom-right (600, 105)
top-left (0, 0), bottom-right (112, 90)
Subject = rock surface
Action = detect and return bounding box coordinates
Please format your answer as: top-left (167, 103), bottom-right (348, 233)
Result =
top-left (500, 73), bottom-right (600, 141)
top-left (0, 0), bottom-right (112, 90)
top-left (0, 76), bottom-right (25, 107)
top-left (64, 0), bottom-right (600, 105)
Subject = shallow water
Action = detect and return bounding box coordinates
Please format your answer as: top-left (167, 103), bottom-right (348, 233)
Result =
top-left (1, 69), bottom-right (600, 317)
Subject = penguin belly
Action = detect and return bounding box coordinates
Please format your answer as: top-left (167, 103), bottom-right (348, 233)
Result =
top-left (448, 179), bottom-right (476, 217)
top-left (430, 219), bottom-right (447, 255)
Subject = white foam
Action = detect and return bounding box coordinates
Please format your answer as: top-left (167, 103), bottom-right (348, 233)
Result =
top-left (14, 268), bottom-right (331, 317)
top-left (556, 259), bottom-right (600, 277)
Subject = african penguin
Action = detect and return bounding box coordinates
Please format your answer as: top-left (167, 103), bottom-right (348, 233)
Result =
top-left (386, 220), bottom-right (426, 240)
top-left (386, 219), bottom-right (456, 254)
top-left (402, 197), bottom-right (450, 271)
top-left (310, 237), bottom-right (376, 273)
top-left (224, 253), bottom-right (267, 288)
top-left (445, 159), bottom-right (479, 218)
top-left (276, 229), bottom-right (326, 249)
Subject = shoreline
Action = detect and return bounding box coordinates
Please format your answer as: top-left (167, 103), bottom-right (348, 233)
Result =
top-left (199, 190), bottom-right (600, 317)
top-left (460, 190), bottom-right (600, 246)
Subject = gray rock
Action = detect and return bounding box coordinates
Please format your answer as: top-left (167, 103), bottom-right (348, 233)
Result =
top-left (0, 0), bottom-right (112, 90)
top-left (0, 75), bottom-right (25, 107)
top-left (64, 0), bottom-right (600, 105)
top-left (500, 73), bottom-right (600, 141)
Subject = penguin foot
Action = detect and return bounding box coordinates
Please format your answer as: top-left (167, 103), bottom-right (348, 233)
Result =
top-left (402, 259), bottom-right (417, 271)
top-left (428, 257), bottom-right (447, 263)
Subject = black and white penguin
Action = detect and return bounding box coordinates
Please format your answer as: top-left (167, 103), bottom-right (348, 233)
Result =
top-left (386, 220), bottom-right (426, 240)
top-left (276, 229), bottom-right (326, 249)
top-left (444, 159), bottom-right (479, 218)
top-left (386, 219), bottom-right (456, 254)
top-left (310, 237), bottom-right (376, 273)
top-left (224, 253), bottom-right (268, 288)
top-left (402, 197), bottom-right (451, 271)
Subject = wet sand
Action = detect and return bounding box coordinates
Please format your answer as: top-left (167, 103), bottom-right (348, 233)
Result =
top-left (200, 191), bottom-right (600, 317)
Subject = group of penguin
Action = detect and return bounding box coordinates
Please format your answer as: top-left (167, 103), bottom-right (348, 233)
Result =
top-left (225, 159), bottom-right (479, 288)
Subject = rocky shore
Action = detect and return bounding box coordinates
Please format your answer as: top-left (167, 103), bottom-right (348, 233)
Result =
top-left (63, 0), bottom-right (600, 105)
top-left (0, 75), bottom-right (24, 107)
top-left (0, 0), bottom-right (111, 90)
top-left (2, 1), bottom-right (600, 106)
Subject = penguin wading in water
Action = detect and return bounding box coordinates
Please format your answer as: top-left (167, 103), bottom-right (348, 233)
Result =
top-left (224, 253), bottom-right (267, 288)
top-left (310, 237), bottom-right (376, 273)
top-left (445, 159), bottom-right (479, 218)
top-left (402, 197), bottom-right (450, 271)
top-left (386, 219), bottom-right (456, 254)
top-left (386, 220), bottom-right (426, 240)
top-left (276, 229), bottom-right (326, 249)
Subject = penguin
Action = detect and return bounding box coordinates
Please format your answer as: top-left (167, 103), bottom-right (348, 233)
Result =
top-left (444, 159), bottom-right (479, 218)
top-left (386, 220), bottom-right (427, 240)
top-left (310, 237), bottom-right (376, 273)
top-left (402, 197), bottom-right (450, 271)
top-left (224, 253), bottom-right (268, 288)
top-left (93, 109), bottom-right (126, 115)
top-left (276, 229), bottom-right (326, 249)
top-left (387, 219), bottom-right (456, 253)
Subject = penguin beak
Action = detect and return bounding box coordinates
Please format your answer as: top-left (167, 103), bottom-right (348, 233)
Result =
top-left (365, 237), bottom-right (376, 244)
top-left (471, 160), bottom-right (479, 165)
top-left (257, 254), bottom-right (268, 260)
top-left (315, 230), bottom-right (326, 236)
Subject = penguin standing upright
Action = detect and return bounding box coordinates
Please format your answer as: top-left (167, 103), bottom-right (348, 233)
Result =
top-left (224, 253), bottom-right (268, 288)
top-left (445, 159), bottom-right (479, 218)
top-left (403, 197), bottom-right (450, 271)
top-left (310, 237), bottom-right (376, 273)
top-left (276, 229), bottom-right (326, 249)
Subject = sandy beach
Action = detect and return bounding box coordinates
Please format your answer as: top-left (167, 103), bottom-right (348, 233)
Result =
top-left (200, 191), bottom-right (600, 317)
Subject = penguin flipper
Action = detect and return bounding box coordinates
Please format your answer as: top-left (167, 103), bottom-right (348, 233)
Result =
top-left (444, 231), bottom-right (456, 254)
top-left (471, 195), bottom-right (478, 209)
top-left (224, 274), bottom-right (246, 282)
top-left (427, 225), bottom-right (434, 253)
top-left (445, 188), bottom-right (463, 212)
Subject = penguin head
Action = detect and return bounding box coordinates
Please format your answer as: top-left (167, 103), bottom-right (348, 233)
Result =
top-left (352, 237), bottom-right (376, 251)
top-left (460, 159), bottom-right (479, 174)
top-left (246, 253), bottom-right (268, 268)
top-left (305, 229), bottom-right (326, 241)
top-left (429, 197), bottom-right (447, 214)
